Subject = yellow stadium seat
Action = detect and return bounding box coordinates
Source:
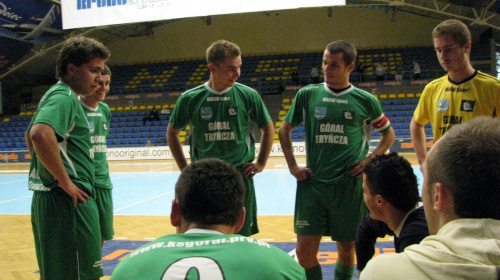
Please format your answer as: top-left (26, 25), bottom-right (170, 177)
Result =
top-left (416, 92), bottom-right (422, 98)
top-left (19, 112), bottom-right (26, 116)
top-left (283, 98), bottom-right (291, 104)
top-left (162, 104), bottom-right (170, 109)
top-left (139, 105), bottom-right (146, 110)
top-left (124, 106), bottom-right (131, 111)
top-left (110, 107), bottom-right (116, 111)
top-left (279, 116), bottom-right (285, 121)
top-left (379, 94), bottom-right (388, 99)
top-left (26, 111), bottom-right (34, 116)
top-left (275, 121), bottom-right (282, 128)
top-left (397, 93), bottom-right (406, 99)
top-left (274, 134), bottom-right (279, 140)
top-left (388, 94), bottom-right (397, 99)
top-left (154, 105), bottom-right (161, 109)
top-left (3, 118), bottom-right (10, 122)
top-left (180, 136), bottom-right (186, 142)
top-left (279, 110), bottom-right (287, 116)
top-left (170, 104), bottom-right (176, 109)
top-left (117, 107), bottom-right (124, 111)
top-left (284, 105), bottom-right (291, 110)
top-left (180, 131), bottom-right (187, 136)
top-left (406, 93), bottom-right (415, 98)
top-left (146, 105), bottom-right (154, 110)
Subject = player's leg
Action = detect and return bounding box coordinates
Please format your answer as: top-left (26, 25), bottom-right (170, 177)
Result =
top-left (294, 180), bottom-right (329, 280)
top-left (96, 187), bottom-right (114, 246)
top-left (236, 175), bottom-right (258, 236)
top-left (297, 234), bottom-right (323, 280)
top-left (335, 241), bottom-right (356, 280)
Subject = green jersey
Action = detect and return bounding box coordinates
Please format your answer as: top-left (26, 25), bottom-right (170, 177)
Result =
top-left (111, 229), bottom-right (306, 280)
top-left (80, 99), bottom-right (112, 189)
top-left (285, 83), bottom-right (390, 183)
top-left (27, 82), bottom-right (95, 193)
top-left (170, 82), bottom-right (271, 167)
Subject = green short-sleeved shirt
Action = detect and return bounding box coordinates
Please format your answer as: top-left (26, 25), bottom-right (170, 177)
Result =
top-left (27, 82), bottom-right (95, 193)
top-left (81, 99), bottom-right (112, 189)
top-left (111, 230), bottom-right (306, 280)
top-left (169, 82), bottom-right (271, 167)
top-left (285, 83), bottom-right (390, 183)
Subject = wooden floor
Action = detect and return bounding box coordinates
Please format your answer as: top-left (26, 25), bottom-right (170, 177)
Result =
top-left (0, 154), bottom-right (417, 279)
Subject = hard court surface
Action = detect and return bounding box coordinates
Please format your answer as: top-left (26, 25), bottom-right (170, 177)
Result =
top-left (0, 154), bottom-right (421, 279)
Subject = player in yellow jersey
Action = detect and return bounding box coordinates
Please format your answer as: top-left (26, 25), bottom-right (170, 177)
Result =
top-left (411, 19), bottom-right (500, 165)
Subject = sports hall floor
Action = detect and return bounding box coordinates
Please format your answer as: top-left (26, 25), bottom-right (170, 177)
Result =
top-left (0, 154), bottom-right (422, 279)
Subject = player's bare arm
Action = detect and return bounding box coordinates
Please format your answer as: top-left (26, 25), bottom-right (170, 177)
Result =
top-left (410, 117), bottom-right (428, 167)
top-left (167, 123), bottom-right (188, 170)
top-left (278, 121), bottom-right (313, 181)
top-left (243, 121), bottom-right (274, 178)
top-left (29, 123), bottom-right (89, 207)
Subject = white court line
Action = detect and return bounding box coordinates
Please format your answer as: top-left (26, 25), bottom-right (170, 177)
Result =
top-left (0, 179), bottom-right (27, 185)
top-left (115, 162), bottom-right (177, 166)
top-left (113, 191), bottom-right (174, 212)
top-left (0, 170), bottom-right (28, 173)
top-left (0, 195), bottom-right (32, 204)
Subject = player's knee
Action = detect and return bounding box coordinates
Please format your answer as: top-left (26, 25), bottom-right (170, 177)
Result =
top-left (296, 248), bottom-right (319, 268)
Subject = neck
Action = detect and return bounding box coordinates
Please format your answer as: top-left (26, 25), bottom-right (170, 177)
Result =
top-left (384, 208), bottom-right (407, 232)
top-left (181, 222), bottom-right (236, 235)
top-left (80, 95), bottom-right (98, 108)
top-left (208, 77), bottom-right (226, 92)
top-left (448, 64), bottom-right (475, 83)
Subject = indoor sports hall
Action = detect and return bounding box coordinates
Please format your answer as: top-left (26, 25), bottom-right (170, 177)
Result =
top-left (1, 1), bottom-right (499, 279)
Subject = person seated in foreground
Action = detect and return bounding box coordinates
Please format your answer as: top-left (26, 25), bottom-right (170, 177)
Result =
top-left (111, 158), bottom-right (306, 279)
top-left (356, 152), bottom-right (428, 276)
top-left (360, 116), bottom-right (500, 280)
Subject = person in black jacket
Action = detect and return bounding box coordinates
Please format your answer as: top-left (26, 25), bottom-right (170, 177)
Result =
top-left (356, 152), bottom-right (429, 277)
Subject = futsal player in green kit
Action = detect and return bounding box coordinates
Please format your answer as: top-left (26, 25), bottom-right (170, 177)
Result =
top-left (80, 65), bottom-right (114, 246)
top-left (167, 39), bottom-right (274, 237)
top-left (25, 36), bottom-right (110, 279)
top-left (279, 40), bottom-right (395, 280)
top-left (112, 158), bottom-right (305, 279)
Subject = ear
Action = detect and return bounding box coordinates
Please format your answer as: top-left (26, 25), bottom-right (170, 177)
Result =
top-left (67, 63), bottom-right (76, 76)
top-left (347, 62), bottom-right (355, 72)
top-left (433, 183), bottom-right (453, 212)
top-left (464, 41), bottom-right (472, 54)
top-left (376, 194), bottom-right (385, 206)
top-left (234, 207), bottom-right (246, 233)
top-left (170, 199), bottom-right (181, 227)
top-left (208, 63), bottom-right (217, 73)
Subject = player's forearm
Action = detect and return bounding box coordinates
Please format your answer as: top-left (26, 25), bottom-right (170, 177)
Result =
top-left (30, 124), bottom-right (72, 186)
top-left (278, 122), bottom-right (299, 168)
top-left (370, 127), bottom-right (395, 158)
top-left (410, 119), bottom-right (427, 165)
top-left (256, 122), bottom-right (274, 167)
top-left (167, 125), bottom-right (187, 170)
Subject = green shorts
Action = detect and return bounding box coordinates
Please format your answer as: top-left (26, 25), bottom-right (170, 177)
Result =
top-left (31, 188), bottom-right (103, 280)
top-left (95, 187), bottom-right (114, 241)
top-left (236, 173), bottom-right (259, 237)
top-left (294, 174), bottom-right (368, 242)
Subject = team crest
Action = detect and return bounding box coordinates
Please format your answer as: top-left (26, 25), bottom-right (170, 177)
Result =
top-left (314, 107), bottom-right (326, 119)
top-left (88, 121), bottom-right (95, 133)
top-left (102, 122), bottom-right (108, 131)
top-left (228, 107), bottom-right (238, 116)
top-left (460, 100), bottom-right (475, 112)
top-left (343, 110), bottom-right (355, 120)
top-left (201, 107), bottom-right (213, 120)
top-left (438, 99), bottom-right (449, 113)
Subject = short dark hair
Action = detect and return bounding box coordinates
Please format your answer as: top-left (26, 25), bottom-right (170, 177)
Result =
top-left (432, 19), bottom-right (471, 47)
top-left (206, 40), bottom-right (241, 66)
top-left (427, 117), bottom-right (500, 219)
top-left (102, 64), bottom-right (112, 79)
top-left (325, 40), bottom-right (357, 66)
top-left (364, 152), bottom-right (419, 213)
top-left (56, 36), bottom-right (110, 80)
top-left (175, 158), bottom-right (245, 226)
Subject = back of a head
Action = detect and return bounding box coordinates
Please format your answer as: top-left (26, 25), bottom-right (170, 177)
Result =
top-left (325, 40), bottom-right (357, 66)
top-left (102, 64), bottom-right (112, 79)
top-left (206, 40), bottom-right (241, 66)
top-left (56, 36), bottom-right (111, 80)
top-left (427, 117), bottom-right (500, 219)
top-left (432, 19), bottom-right (471, 47)
top-left (364, 152), bottom-right (419, 213)
top-left (175, 158), bottom-right (245, 226)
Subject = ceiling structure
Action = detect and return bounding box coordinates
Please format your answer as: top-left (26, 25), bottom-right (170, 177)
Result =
top-left (1, 0), bottom-right (500, 98)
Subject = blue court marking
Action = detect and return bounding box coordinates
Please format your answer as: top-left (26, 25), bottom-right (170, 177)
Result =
top-left (0, 167), bottom-right (424, 215)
